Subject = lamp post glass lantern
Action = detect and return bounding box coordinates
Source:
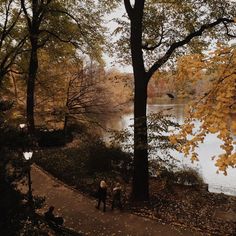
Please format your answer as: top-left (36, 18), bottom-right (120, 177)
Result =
top-left (19, 123), bottom-right (26, 129)
top-left (23, 151), bottom-right (34, 211)
top-left (23, 151), bottom-right (33, 161)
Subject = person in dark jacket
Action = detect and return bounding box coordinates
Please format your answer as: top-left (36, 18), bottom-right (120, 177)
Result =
top-left (96, 180), bottom-right (107, 212)
top-left (111, 182), bottom-right (122, 210)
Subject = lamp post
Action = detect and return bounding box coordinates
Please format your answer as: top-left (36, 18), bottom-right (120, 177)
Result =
top-left (23, 151), bottom-right (34, 212)
top-left (19, 123), bottom-right (26, 129)
top-left (19, 123), bottom-right (27, 152)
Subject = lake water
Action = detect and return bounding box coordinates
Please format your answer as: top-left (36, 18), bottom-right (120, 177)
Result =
top-left (112, 100), bottom-right (236, 196)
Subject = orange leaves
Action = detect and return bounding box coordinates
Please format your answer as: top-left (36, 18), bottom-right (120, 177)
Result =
top-left (169, 135), bottom-right (178, 145)
top-left (191, 152), bottom-right (199, 162)
top-left (216, 153), bottom-right (236, 175)
top-left (231, 121), bottom-right (236, 135)
top-left (181, 123), bottom-right (195, 135)
top-left (173, 45), bottom-right (236, 173)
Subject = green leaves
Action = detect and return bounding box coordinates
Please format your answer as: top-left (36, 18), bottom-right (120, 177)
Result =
top-left (115, 0), bottom-right (236, 69)
top-left (110, 111), bottom-right (179, 162)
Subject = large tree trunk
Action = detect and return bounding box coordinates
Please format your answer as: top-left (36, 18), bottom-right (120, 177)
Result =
top-left (130, 1), bottom-right (149, 201)
top-left (24, 0), bottom-right (41, 136)
top-left (132, 73), bottom-right (149, 201)
top-left (26, 37), bottom-right (38, 134)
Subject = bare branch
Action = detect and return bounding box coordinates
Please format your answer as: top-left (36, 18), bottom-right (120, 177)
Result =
top-left (134, 0), bottom-right (145, 13)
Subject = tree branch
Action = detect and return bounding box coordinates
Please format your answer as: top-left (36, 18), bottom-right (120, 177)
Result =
top-left (142, 24), bottom-right (164, 51)
top-left (21, 0), bottom-right (32, 29)
top-left (0, 0), bottom-right (11, 46)
top-left (0, 0), bottom-right (22, 48)
top-left (37, 0), bottom-right (52, 26)
top-left (47, 8), bottom-right (96, 53)
top-left (223, 22), bottom-right (236, 38)
top-left (147, 18), bottom-right (235, 79)
top-left (0, 35), bottom-right (27, 77)
top-left (124, 0), bottom-right (134, 19)
top-left (38, 29), bottom-right (78, 47)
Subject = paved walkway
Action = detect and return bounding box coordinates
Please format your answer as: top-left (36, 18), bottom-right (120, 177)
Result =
top-left (30, 165), bottom-right (203, 236)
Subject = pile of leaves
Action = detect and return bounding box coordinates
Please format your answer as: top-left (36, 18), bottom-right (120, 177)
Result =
top-left (130, 181), bottom-right (236, 235)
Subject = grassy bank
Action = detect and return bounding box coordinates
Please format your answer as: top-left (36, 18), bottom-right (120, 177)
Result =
top-left (34, 139), bottom-right (132, 199)
top-left (35, 143), bottom-right (236, 235)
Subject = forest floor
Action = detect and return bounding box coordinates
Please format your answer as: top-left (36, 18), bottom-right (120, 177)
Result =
top-left (29, 165), bottom-right (204, 236)
top-left (131, 179), bottom-right (236, 235)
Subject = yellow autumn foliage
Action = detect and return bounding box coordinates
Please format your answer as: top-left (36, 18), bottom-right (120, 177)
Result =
top-left (171, 45), bottom-right (236, 174)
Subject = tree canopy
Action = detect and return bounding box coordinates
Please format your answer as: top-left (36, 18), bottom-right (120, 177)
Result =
top-left (116, 0), bottom-right (236, 73)
top-left (118, 0), bottom-right (236, 200)
top-left (0, 0), bottom-right (26, 82)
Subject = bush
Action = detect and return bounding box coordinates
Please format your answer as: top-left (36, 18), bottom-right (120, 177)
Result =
top-left (85, 140), bottom-right (113, 173)
top-left (174, 168), bottom-right (204, 187)
top-left (35, 148), bottom-right (86, 185)
top-left (0, 127), bottom-right (32, 150)
top-left (84, 140), bottom-right (132, 177)
top-left (37, 129), bottom-right (66, 147)
top-left (35, 138), bottom-right (132, 189)
top-left (158, 167), bottom-right (204, 189)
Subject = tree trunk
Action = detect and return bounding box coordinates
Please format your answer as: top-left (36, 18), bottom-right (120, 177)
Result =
top-left (132, 73), bottom-right (149, 201)
top-left (26, 38), bottom-right (38, 134)
top-left (129, 2), bottom-right (149, 200)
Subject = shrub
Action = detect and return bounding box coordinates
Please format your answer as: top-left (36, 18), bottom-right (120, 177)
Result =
top-left (174, 168), bottom-right (204, 187)
top-left (37, 129), bottom-right (66, 147)
top-left (158, 166), bottom-right (204, 189)
top-left (35, 138), bottom-right (132, 188)
top-left (85, 140), bottom-right (112, 174)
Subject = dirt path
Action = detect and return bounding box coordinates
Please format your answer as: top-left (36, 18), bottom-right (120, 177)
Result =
top-left (31, 165), bottom-right (203, 236)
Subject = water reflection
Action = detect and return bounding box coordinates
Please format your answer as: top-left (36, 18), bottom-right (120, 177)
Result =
top-left (113, 99), bottom-right (236, 196)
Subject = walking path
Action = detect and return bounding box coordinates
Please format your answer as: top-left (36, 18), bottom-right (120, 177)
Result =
top-left (31, 165), bottom-right (203, 236)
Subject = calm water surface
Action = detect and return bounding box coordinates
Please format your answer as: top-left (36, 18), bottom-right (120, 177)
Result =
top-left (112, 99), bottom-right (236, 196)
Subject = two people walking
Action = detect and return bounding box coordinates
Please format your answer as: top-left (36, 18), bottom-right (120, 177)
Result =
top-left (96, 180), bottom-right (122, 212)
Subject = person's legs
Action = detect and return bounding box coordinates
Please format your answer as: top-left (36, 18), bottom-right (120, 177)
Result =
top-left (102, 199), bottom-right (106, 212)
top-left (118, 198), bottom-right (122, 210)
top-left (111, 199), bottom-right (115, 210)
top-left (54, 217), bottom-right (64, 226)
top-left (112, 197), bottom-right (120, 210)
top-left (96, 198), bottom-right (101, 209)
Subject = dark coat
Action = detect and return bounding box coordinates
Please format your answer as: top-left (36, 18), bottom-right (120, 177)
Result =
top-left (97, 186), bottom-right (107, 201)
